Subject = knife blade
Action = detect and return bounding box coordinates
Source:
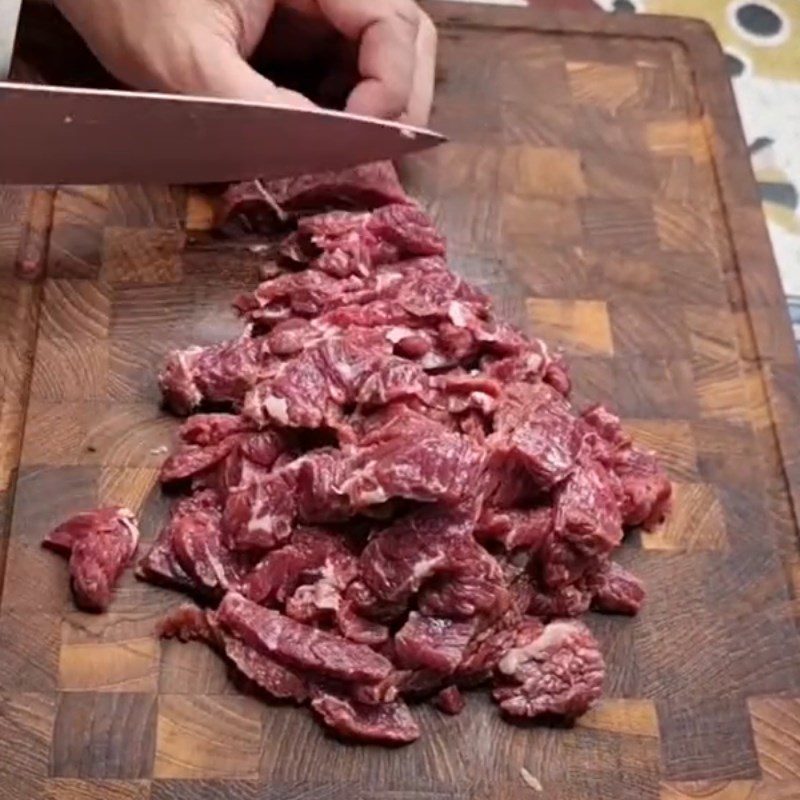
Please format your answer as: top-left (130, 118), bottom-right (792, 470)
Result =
top-left (0, 82), bottom-right (447, 185)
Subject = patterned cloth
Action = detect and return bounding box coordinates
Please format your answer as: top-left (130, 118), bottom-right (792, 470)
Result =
top-left (452, 0), bottom-right (800, 346)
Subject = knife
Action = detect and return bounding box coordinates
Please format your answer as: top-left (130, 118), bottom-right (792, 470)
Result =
top-left (0, 82), bottom-right (447, 185)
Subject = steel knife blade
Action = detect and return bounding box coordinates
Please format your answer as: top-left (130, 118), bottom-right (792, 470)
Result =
top-left (0, 82), bottom-right (447, 185)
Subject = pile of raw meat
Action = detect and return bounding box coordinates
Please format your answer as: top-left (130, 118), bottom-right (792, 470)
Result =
top-left (43, 161), bottom-right (671, 745)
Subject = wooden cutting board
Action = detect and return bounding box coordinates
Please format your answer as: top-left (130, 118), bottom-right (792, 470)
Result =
top-left (2, 4), bottom-right (800, 799)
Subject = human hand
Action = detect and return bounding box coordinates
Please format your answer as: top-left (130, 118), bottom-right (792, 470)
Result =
top-left (54, 0), bottom-right (437, 125)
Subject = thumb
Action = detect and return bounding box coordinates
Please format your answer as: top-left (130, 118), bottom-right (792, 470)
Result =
top-left (189, 43), bottom-right (317, 109)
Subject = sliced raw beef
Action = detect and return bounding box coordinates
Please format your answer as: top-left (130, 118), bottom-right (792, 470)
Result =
top-left (214, 179), bottom-right (287, 234)
top-left (359, 509), bottom-right (479, 608)
top-left (475, 507), bottom-right (553, 553)
top-left (216, 592), bottom-right (393, 685)
top-left (356, 358), bottom-right (432, 407)
top-left (43, 507), bottom-right (139, 612)
top-left (235, 270), bottom-right (366, 324)
top-left (396, 264), bottom-right (489, 321)
top-left (157, 603), bottom-right (217, 643)
top-left (581, 405), bottom-right (671, 529)
top-left (285, 580), bottom-right (341, 624)
top-left (253, 530), bottom-right (357, 625)
top-left (368, 204), bottom-right (446, 259)
top-left (581, 405), bottom-right (632, 452)
top-left (166, 491), bottom-right (246, 595)
top-left (435, 372), bottom-right (501, 415)
top-left (140, 160), bottom-right (674, 746)
top-left (179, 413), bottom-right (256, 445)
top-left (456, 613), bottom-right (523, 684)
top-left (541, 456), bottom-right (624, 589)
top-left (158, 604), bottom-right (309, 702)
top-left (159, 436), bottom-right (242, 485)
top-left (339, 430), bottom-right (485, 509)
top-left (264, 161), bottom-right (409, 214)
top-left (222, 459), bottom-right (301, 551)
top-left (336, 588), bottom-right (391, 645)
top-left (295, 449), bottom-right (355, 523)
top-left (355, 403), bottom-right (450, 446)
top-left (160, 334), bottom-right (268, 415)
top-left (311, 692), bottom-right (420, 744)
top-left (244, 328), bottom-right (392, 429)
top-left (394, 613), bottom-right (478, 674)
top-left (136, 526), bottom-right (195, 594)
top-left (490, 383), bottom-right (582, 489)
top-left (483, 341), bottom-right (571, 397)
top-left (139, 491), bottom-right (248, 597)
top-left (242, 526), bottom-right (355, 606)
top-left (281, 204), bottom-right (445, 279)
top-left (226, 429), bottom-right (485, 547)
top-left (589, 561), bottom-right (645, 615)
top-left (281, 211), bottom-right (389, 278)
top-left (482, 455), bottom-right (540, 510)
top-left (528, 581), bottom-right (592, 619)
top-left (434, 686), bottom-right (466, 715)
top-left (223, 634), bottom-right (310, 702)
top-left (160, 428), bottom-right (287, 487)
top-left (238, 254), bottom-right (454, 332)
top-left (493, 620), bottom-right (604, 719)
top-left (417, 549), bottom-right (508, 618)
top-left (613, 448), bottom-right (672, 530)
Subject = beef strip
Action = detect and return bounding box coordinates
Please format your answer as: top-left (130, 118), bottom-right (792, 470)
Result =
top-left (542, 456), bottom-right (624, 589)
top-left (158, 604), bottom-right (309, 702)
top-left (43, 507), bottom-right (139, 612)
top-left (394, 613), bottom-right (478, 674)
top-left (159, 334), bottom-right (269, 415)
top-left (359, 508), bottom-right (480, 609)
top-left (216, 592), bottom-right (393, 685)
top-left (265, 161), bottom-right (409, 214)
top-left (589, 561), bottom-right (645, 615)
top-left (138, 491), bottom-right (250, 598)
top-left (311, 691), bottom-right (420, 744)
top-left (493, 620), bottom-right (605, 719)
top-left (281, 204), bottom-right (445, 279)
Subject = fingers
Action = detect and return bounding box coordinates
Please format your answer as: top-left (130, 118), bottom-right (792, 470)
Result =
top-left (318, 0), bottom-right (421, 120)
top-left (347, 14), bottom-right (417, 120)
top-left (404, 11), bottom-right (437, 127)
top-left (55, 0), bottom-right (316, 109)
top-left (191, 44), bottom-right (316, 108)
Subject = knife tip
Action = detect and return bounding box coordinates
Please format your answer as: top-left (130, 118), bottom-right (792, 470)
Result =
top-left (399, 124), bottom-right (448, 146)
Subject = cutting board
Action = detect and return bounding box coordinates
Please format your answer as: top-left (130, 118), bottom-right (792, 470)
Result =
top-left (2, 4), bottom-right (800, 799)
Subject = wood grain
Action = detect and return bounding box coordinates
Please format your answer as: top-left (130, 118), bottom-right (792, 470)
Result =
top-left (1, 2), bottom-right (800, 798)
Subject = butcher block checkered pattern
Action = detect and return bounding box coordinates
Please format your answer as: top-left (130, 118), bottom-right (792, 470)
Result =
top-left (2, 4), bottom-right (800, 800)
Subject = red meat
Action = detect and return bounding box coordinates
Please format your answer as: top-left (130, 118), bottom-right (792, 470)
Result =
top-left (264, 161), bottom-right (409, 213)
top-left (311, 692), bottom-right (420, 744)
top-left (159, 335), bottom-right (268, 415)
top-left (490, 382), bottom-right (582, 489)
top-left (493, 620), bottom-right (604, 720)
top-left (43, 507), bottom-right (139, 612)
top-left (589, 561), bottom-right (645, 615)
top-left (394, 613), bottom-right (478, 674)
top-left (138, 160), bottom-right (674, 746)
top-left (433, 686), bottom-right (466, 715)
